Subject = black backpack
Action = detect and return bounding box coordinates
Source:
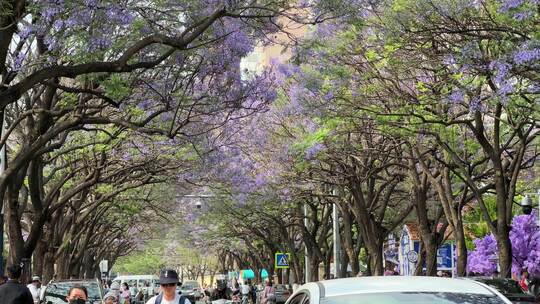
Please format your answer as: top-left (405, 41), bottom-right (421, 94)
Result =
top-left (154, 293), bottom-right (187, 304)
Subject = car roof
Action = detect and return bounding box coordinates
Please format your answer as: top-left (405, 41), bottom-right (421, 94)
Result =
top-left (49, 279), bottom-right (100, 283)
top-left (114, 275), bottom-right (158, 280)
top-left (307, 277), bottom-right (496, 297)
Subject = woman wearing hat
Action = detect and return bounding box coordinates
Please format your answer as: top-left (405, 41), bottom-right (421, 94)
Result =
top-left (104, 292), bottom-right (118, 304)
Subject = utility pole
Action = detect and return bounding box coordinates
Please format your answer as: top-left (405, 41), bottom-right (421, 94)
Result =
top-left (332, 188), bottom-right (341, 278)
top-left (0, 107), bottom-right (5, 276)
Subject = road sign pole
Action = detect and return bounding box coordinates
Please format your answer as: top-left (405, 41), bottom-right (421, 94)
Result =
top-left (0, 108), bottom-right (5, 276)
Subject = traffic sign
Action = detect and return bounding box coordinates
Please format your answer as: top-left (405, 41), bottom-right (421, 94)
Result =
top-left (99, 260), bottom-right (108, 273)
top-left (275, 252), bottom-right (290, 269)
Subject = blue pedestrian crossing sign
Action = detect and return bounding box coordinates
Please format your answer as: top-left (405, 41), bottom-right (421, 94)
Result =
top-left (275, 252), bottom-right (290, 269)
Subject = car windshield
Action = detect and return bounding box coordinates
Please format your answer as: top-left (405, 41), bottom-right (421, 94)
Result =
top-left (43, 281), bottom-right (101, 304)
top-left (321, 292), bottom-right (506, 304)
top-left (181, 282), bottom-right (199, 290)
top-left (475, 279), bottom-right (524, 294)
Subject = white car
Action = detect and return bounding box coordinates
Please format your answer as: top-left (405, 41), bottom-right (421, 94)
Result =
top-left (285, 276), bottom-right (513, 304)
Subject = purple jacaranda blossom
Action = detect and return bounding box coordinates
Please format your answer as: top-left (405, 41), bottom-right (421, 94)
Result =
top-left (66, 9), bottom-right (93, 27)
top-left (85, 0), bottom-right (100, 9)
top-left (467, 234), bottom-right (498, 275)
top-left (513, 11), bottom-right (533, 20)
top-left (461, 42), bottom-right (482, 60)
top-left (42, 7), bottom-right (61, 22)
top-left (510, 214), bottom-right (540, 276)
top-left (137, 99), bottom-right (153, 110)
top-left (324, 90), bottom-right (334, 101)
top-left (468, 215), bottom-right (540, 276)
top-left (443, 54), bottom-right (456, 66)
top-left (316, 23), bottom-right (342, 40)
top-left (53, 19), bottom-right (64, 30)
top-left (497, 81), bottom-right (514, 97)
top-left (160, 112), bottom-right (173, 122)
top-left (106, 5), bottom-right (135, 25)
top-left (527, 84), bottom-right (540, 93)
top-left (469, 97), bottom-right (483, 113)
top-left (447, 90), bottom-right (464, 104)
top-left (88, 36), bottom-right (112, 51)
top-left (305, 143), bottom-right (324, 159)
top-left (304, 119), bottom-right (319, 133)
top-left (499, 0), bottom-right (524, 11)
top-left (275, 60), bottom-right (301, 78)
top-left (489, 60), bottom-right (511, 85)
top-left (122, 152), bottom-right (132, 162)
top-left (298, 0), bottom-right (310, 8)
top-left (513, 47), bottom-right (540, 65)
top-left (254, 174), bottom-right (267, 188)
top-left (18, 26), bottom-right (32, 39)
top-left (13, 52), bottom-right (26, 71)
top-left (44, 35), bottom-right (59, 50)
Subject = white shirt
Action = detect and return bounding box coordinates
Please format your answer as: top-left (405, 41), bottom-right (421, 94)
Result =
top-left (27, 283), bottom-right (39, 303)
top-left (146, 294), bottom-right (192, 304)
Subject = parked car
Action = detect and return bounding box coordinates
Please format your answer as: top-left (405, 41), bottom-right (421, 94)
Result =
top-left (177, 280), bottom-right (202, 303)
top-left (285, 276), bottom-right (513, 304)
top-left (40, 279), bottom-right (103, 304)
top-left (469, 277), bottom-right (538, 304)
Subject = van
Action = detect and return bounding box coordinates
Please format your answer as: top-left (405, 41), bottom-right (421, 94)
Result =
top-left (112, 275), bottom-right (159, 302)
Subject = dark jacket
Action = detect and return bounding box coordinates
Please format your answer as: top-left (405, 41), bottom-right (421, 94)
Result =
top-left (0, 279), bottom-right (34, 304)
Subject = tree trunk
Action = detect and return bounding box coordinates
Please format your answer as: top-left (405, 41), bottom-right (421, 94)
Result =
top-left (414, 246), bottom-right (425, 276)
top-left (496, 225), bottom-right (512, 278)
top-left (367, 240), bottom-right (384, 276)
top-left (310, 258), bottom-right (319, 282)
top-left (454, 221), bottom-right (467, 277)
top-left (32, 238), bottom-right (47, 278)
top-left (424, 239), bottom-right (438, 276)
top-left (340, 249), bottom-right (349, 277)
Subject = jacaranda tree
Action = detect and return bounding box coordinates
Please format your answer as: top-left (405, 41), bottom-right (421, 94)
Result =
top-left (468, 214), bottom-right (540, 276)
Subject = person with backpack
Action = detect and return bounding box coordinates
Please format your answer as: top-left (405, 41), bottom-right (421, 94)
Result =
top-left (260, 280), bottom-right (275, 304)
top-left (146, 270), bottom-right (190, 304)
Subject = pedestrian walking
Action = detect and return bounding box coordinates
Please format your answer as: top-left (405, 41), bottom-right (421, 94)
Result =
top-left (110, 281), bottom-right (121, 300)
top-left (120, 282), bottom-right (132, 304)
top-left (260, 281), bottom-right (275, 304)
top-left (66, 285), bottom-right (88, 304)
top-left (104, 291), bottom-right (118, 304)
top-left (26, 276), bottom-right (41, 304)
top-left (519, 269), bottom-right (530, 292)
top-left (145, 270), bottom-right (190, 304)
top-left (0, 264), bottom-right (34, 304)
top-left (248, 280), bottom-right (257, 304)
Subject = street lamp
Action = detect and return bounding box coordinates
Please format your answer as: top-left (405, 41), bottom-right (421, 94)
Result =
top-left (176, 193), bottom-right (213, 209)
